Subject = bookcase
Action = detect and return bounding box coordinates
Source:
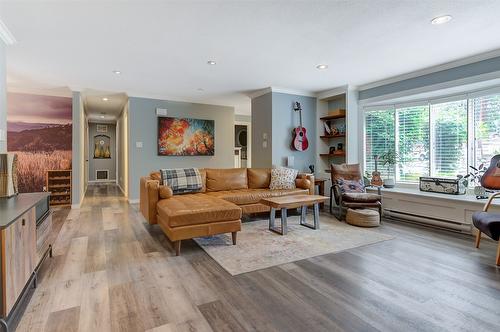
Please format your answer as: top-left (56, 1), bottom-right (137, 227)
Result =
top-left (46, 170), bottom-right (72, 206)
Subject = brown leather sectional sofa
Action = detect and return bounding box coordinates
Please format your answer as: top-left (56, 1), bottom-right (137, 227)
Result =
top-left (140, 168), bottom-right (314, 255)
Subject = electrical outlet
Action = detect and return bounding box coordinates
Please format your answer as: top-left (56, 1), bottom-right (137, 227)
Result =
top-left (136, 141), bottom-right (143, 148)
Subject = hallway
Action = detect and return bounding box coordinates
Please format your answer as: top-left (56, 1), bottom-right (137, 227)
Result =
top-left (15, 184), bottom-right (500, 332)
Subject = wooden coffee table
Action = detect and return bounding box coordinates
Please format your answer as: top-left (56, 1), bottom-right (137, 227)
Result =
top-left (259, 195), bottom-right (328, 235)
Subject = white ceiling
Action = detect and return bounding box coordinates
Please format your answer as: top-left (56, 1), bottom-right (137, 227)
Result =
top-left (82, 90), bottom-right (128, 123)
top-left (2, 1), bottom-right (500, 115)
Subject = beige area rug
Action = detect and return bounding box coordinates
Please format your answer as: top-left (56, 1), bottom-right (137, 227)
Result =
top-left (194, 216), bottom-right (394, 275)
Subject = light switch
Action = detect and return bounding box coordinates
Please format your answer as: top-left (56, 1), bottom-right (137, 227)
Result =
top-left (136, 141), bottom-right (143, 148)
top-left (262, 140), bottom-right (267, 148)
top-left (262, 133), bottom-right (268, 139)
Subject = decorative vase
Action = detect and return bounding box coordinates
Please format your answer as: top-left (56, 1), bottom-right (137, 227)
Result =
top-left (104, 146), bottom-right (111, 158)
top-left (94, 142), bottom-right (101, 158)
top-left (383, 178), bottom-right (395, 188)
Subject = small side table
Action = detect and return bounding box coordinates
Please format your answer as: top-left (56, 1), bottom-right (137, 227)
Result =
top-left (314, 178), bottom-right (327, 209)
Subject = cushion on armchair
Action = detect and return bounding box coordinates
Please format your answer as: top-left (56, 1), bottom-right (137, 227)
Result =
top-left (343, 192), bottom-right (381, 203)
top-left (472, 211), bottom-right (500, 241)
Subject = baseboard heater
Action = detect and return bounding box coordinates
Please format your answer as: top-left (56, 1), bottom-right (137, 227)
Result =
top-left (383, 209), bottom-right (472, 233)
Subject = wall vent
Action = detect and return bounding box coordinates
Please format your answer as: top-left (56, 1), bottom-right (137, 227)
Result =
top-left (96, 170), bottom-right (109, 180)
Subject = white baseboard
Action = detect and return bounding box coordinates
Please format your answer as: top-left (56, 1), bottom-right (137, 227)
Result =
top-left (88, 180), bottom-right (116, 183)
top-left (128, 198), bottom-right (139, 204)
top-left (117, 183), bottom-right (127, 196)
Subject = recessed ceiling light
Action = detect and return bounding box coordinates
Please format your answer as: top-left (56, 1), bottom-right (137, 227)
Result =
top-left (102, 97), bottom-right (109, 101)
top-left (112, 70), bottom-right (121, 75)
top-left (100, 115), bottom-right (105, 119)
top-left (316, 64), bottom-right (328, 70)
top-left (207, 60), bottom-right (217, 65)
top-left (431, 15), bottom-right (452, 25)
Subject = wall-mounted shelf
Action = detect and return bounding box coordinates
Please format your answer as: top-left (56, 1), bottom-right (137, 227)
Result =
top-left (319, 153), bottom-right (346, 157)
top-left (320, 114), bottom-right (346, 121)
top-left (320, 134), bottom-right (345, 139)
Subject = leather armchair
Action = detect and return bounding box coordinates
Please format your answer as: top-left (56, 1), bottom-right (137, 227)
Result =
top-left (329, 163), bottom-right (382, 221)
top-left (472, 192), bottom-right (500, 265)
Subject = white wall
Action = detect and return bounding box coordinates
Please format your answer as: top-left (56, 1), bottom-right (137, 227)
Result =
top-left (71, 91), bottom-right (86, 207)
top-left (0, 40), bottom-right (6, 152)
top-left (117, 101), bottom-right (129, 196)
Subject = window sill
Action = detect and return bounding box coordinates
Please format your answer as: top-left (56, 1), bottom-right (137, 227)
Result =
top-left (367, 186), bottom-right (499, 207)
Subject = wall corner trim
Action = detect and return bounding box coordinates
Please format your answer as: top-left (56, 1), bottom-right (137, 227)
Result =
top-left (248, 87), bottom-right (316, 99)
top-left (0, 20), bottom-right (16, 45)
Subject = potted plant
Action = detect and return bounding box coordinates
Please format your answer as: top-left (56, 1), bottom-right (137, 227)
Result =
top-left (464, 164), bottom-right (488, 198)
top-left (379, 150), bottom-right (398, 188)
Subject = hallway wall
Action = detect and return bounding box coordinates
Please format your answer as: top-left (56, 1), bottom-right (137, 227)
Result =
top-left (88, 122), bottom-right (116, 181)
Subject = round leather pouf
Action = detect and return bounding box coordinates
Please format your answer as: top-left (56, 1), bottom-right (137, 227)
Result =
top-left (346, 208), bottom-right (380, 227)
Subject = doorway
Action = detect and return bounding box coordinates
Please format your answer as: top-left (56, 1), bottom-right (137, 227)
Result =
top-left (235, 121), bottom-right (251, 168)
top-left (82, 90), bottom-right (129, 196)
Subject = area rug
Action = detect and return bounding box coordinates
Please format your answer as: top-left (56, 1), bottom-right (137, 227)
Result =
top-left (194, 216), bottom-right (394, 275)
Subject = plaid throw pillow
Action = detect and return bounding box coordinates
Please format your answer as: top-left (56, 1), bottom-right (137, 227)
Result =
top-left (159, 168), bottom-right (202, 194)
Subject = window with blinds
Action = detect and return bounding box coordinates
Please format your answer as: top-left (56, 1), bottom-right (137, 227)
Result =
top-left (396, 104), bottom-right (430, 182)
top-left (430, 99), bottom-right (468, 177)
top-left (471, 94), bottom-right (500, 168)
top-left (363, 90), bottom-right (500, 184)
top-left (365, 108), bottom-right (395, 179)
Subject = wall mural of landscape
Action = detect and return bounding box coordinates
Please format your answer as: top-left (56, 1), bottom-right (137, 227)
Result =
top-left (7, 92), bottom-right (72, 193)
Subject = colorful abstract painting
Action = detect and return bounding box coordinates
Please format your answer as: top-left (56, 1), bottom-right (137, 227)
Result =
top-left (158, 117), bottom-right (215, 156)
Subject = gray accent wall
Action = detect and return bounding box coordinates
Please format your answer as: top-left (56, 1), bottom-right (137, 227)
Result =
top-left (251, 91), bottom-right (317, 172)
top-left (251, 93), bottom-right (272, 168)
top-left (272, 92), bottom-right (316, 172)
top-left (359, 56), bottom-right (500, 100)
top-left (88, 122), bottom-right (116, 181)
top-left (128, 97), bottom-right (235, 201)
top-left (0, 40), bottom-right (6, 152)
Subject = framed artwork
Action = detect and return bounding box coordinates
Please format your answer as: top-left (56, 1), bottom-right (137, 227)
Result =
top-left (93, 135), bottom-right (111, 158)
top-left (158, 117), bottom-right (215, 156)
top-left (96, 124), bottom-right (108, 133)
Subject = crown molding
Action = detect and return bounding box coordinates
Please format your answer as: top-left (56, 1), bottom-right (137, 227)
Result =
top-left (248, 86), bottom-right (316, 99)
top-left (315, 85), bottom-right (349, 100)
top-left (357, 48), bottom-right (500, 91)
top-left (0, 20), bottom-right (16, 45)
top-left (247, 87), bottom-right (272, 99)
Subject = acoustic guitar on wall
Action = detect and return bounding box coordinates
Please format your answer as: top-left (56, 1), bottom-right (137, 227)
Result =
top-left (291, 101), bottom-right (309, 151)
top-left (480, 154), bottom-right (500, 189)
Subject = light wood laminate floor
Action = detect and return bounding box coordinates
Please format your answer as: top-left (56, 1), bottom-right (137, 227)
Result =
top-left (15, 184), bottom-right (500, 332)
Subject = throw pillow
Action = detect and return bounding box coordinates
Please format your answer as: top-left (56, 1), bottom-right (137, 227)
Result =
top-left (269, 167), bottom-right (298, 190)
top-left (159, 185), bottom-right (173, 199)
top-left (336, 179), bottom-right (364, 194)
top-left (159, 168), bottom-right (202, 194)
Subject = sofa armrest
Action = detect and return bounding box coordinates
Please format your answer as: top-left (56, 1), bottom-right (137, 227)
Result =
top-left (140, 176), bottom-right (160, 224)
top-left (297, 173), bottom-right (315, 195)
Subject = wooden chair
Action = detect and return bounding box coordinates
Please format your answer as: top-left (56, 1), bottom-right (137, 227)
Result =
top-left (329, 163), bottom-right (382, 221)
top-left (472, 192), bottom-right (500, 265)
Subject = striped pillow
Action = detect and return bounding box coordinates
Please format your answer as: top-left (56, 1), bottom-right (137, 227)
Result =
top-left (159, 168), bottom-right (202, 194)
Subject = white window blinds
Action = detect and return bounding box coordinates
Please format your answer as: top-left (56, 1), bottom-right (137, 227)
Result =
top-left (364, 108), bottom-right (395, 178)
top-left (472, 94), bottom-right (500, 168)
top-left (396, 104), bottom-right (430, 182)
top-left (430, 99), bottom-right (468, 177)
